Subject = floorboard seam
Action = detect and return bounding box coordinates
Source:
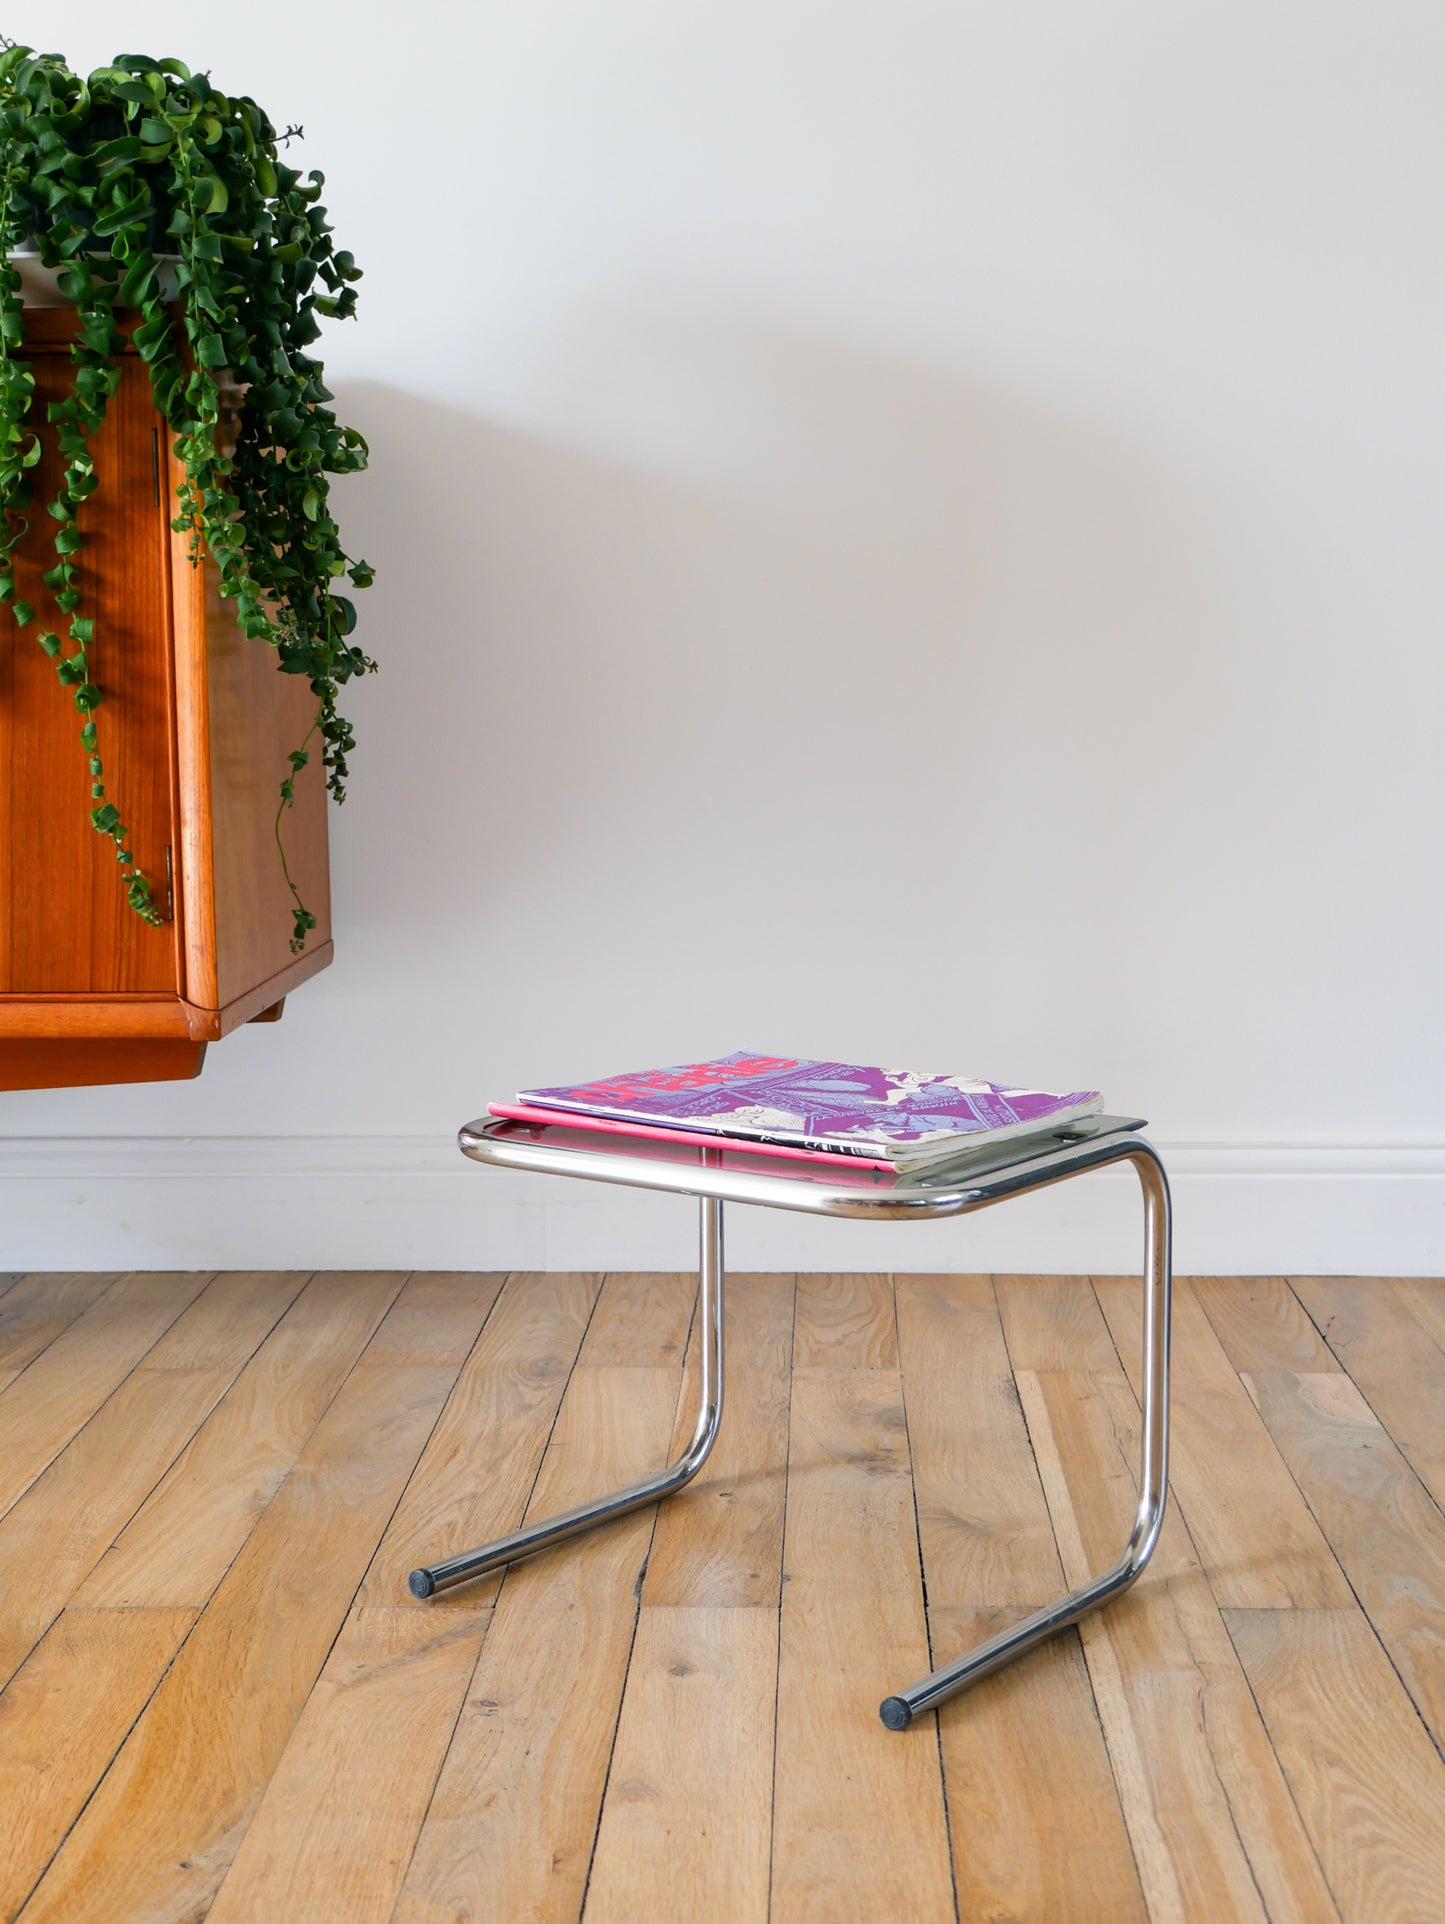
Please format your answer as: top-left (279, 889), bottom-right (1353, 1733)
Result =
top-left (0, 1272), bottom-right (302, 1705)
top-left (764, 1273), bottom-right (799, 1924)
top-left (1234, 1360), bottom-right (1445, 1770)
top-left (1095, 1278), bottom-right (1347, 1922)
top-left (1214, 1608), bottom-right (1345, 1924)
top-left (8, 1603), bottom-right (199, 1919)
top-left (891, 1275), bottom-right (961, 1924)
top-left (575, 1274), bottom-right (698, 1923)
top-left (0, 1271), bottom-right (219, 1527)
top-left (135, 1267), bottom-right (398, 1620)
top-left (392, 1267), bottom-right (608, 1921)
top-left (0, 1272), bottom-right (129, 1407)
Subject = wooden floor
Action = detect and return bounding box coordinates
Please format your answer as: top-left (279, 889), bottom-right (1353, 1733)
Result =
top-left (1, 1270), bottom-right (1444, 1922)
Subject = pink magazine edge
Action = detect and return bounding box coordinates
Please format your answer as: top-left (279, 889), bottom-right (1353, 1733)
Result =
top-left (487, 1102), bottom-right (898, 1173)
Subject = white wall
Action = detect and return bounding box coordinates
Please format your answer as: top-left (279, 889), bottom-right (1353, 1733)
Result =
top-left (4, 1), bottom-right (1443, 1273)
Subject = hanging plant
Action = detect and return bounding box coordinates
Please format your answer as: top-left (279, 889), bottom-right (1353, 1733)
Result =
top-left (0, 43), bottom-right (374, 951)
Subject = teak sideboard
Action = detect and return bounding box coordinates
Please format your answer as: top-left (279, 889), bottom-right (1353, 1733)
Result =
top-left (0, 307), bottom-right (332, 1093)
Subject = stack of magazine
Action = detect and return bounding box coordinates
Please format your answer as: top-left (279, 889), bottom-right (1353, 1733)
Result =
top-left (490, 1049), bottom-right (1103, 1177)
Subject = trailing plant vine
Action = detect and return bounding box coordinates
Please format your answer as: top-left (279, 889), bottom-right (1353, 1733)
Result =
top-left (0, 45), bottom-right (375, 949)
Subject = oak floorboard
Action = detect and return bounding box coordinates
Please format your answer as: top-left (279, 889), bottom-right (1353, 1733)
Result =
top-left (0, 1272), bottom-right (212, 1520)
top-left (792, 1272), bottom-right (896, 1368)
top-left (6, 1272), bottom-right (1442, 1923)
top-left (1191, 1275), bottom-right (1341, 1373)
top-left (1296, 1277), bottom-right (1445, 1513)
top-left (769, 1366), bottom-right (954, 1923)
top-left (645, 1273), bottom-right (794, 1608)
top-left (0, 1364), bottom-right (230, 1692)
top-left (0, 1273), bottom-right (317, 1683)
top-left (196, 1276), bottom-right (516, 1920)
top-left (18, 1361), bottom-right (454, 1924)
top-left (896, 1273), bottom-right (1064, 1606)
top-left (0, 1607), bottom-right (196, 1922)
top-left (1225, 1607), bottom-right (1445, 1924)
top-left (74, 1269), bottom-right (407, 1608)
top-left (577, 1271), bottom-right (694, 1369)
top-left (1021, 1367), bottom-right (1341, 1924)
top-left (141, 1269), bottom-right (311, 1370)
top-left (1244, 1368), bottom-right (1445, 1753)
top-left (205, 1606), bottom-right (489, 1924)
top-left (357, 1268), bottom-right (504, 1374)
top-left (392, 1362), bottom-right (686, 1924)
top-left (899, 1274), bottom-right (1138, 1922)
top-left (931, 1605), bottom-right (1147, 1924)
top-left (574, 1272), bottom-right (697, 1374)
top-left (583, 1606), bottom-right (777, 1924)
top-left (1391, 1276), bottom-right (1445, 1354)
top-left (995, 1274), bottom-right (1121, 1372)
top-left (1094, 1275), bottom-right (1352, 1608)
top-left (358, 1270), bottom-right (506, 1368)
top-left (358, 1272), bottom-right (602, 1607)
top-left (0, 1273), bottom-right (121, 1394)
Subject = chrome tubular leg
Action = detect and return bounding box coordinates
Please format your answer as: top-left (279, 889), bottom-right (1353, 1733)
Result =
top-left (409, 1195), bottom-right (726, 1599)
top-left (879, 1142), bottom-right (1172, 1730)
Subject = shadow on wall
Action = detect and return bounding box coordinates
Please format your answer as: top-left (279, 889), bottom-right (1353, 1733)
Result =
top-left (0, 313), bottom-right (1237, 1135)
top-left (327, 313), bottom-right (1224, 1036)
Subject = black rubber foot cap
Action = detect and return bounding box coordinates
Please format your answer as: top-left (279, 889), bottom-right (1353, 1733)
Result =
top-left (408, 1568), bottom-right (436, 1600)
top-left (879, 1696), bottom-right (912, 1731)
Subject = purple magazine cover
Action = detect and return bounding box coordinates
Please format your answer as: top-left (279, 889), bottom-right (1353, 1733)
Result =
top-left (520, 1051), bottom-right (1103, 1162)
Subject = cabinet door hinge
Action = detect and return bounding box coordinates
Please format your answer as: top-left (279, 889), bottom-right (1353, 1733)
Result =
top-left (164, 843), bottom-right (175, 923)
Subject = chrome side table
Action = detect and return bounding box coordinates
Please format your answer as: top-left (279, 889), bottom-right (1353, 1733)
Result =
top-left (411, 1114), bottom-right (1171, 1731)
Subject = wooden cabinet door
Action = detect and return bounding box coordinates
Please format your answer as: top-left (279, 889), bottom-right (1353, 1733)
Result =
top-left (1, 307), bottom-right (334, 1089)
top-left (0, 334), bottom-right (182, 995)
top-left (171, 524), bottom-right (332, 1017)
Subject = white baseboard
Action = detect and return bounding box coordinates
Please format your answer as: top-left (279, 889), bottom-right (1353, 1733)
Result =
top-left (1, 1135), bottom-right (1442, 1275)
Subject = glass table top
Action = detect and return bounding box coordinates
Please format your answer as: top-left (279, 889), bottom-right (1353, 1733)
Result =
top-left (459, 1113), bottom-right (1150, 1222)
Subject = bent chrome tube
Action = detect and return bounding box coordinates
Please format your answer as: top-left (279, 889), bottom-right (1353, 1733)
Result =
top-left (428, 1114), bottom-right (1170, 1733)
top-left (879, 1141), bottom-right (1171, 1728)
top-left (409, 1192), bottom-right (725, 1599)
